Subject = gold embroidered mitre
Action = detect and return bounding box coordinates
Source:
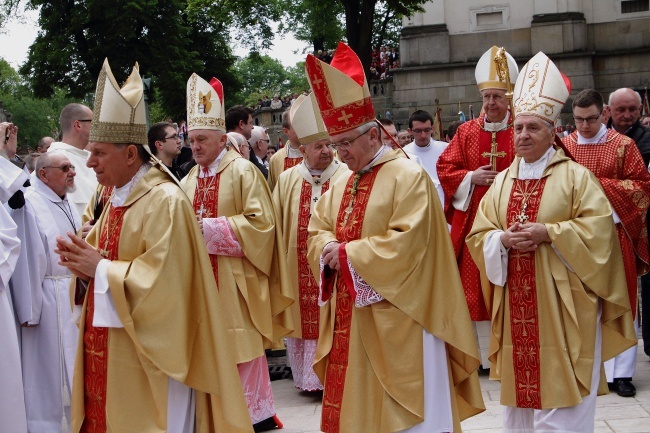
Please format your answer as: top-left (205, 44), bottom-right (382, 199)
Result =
top-left (513, 52), bottom-right (570, 124)
top-left (187, 74), bottom-right (225, 132)
top-left (89, 59), bottom-right (147, 145)
top-left (305, 41), bottom-right (375, 135)
top-left (289, 92), bottom-right (329, 145)
top-left (475, 46), bottom-right (519, 91)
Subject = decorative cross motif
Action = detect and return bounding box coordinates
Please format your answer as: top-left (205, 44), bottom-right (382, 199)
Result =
top-left (314, 179), bottom-right (320, 185)
top-left (99, 249), bottom-right (109, 258)
top-left (313, 197), bottom-right (319, 203)
top-left (481, 131), bottom-right (507, 171)
top-left (312, 77), bottom-right (323, 90)
top-left (518, 370), bottom-right (539, 402)
top-left (513, 307), bottom-right (535, 337)
top-left (337, 110), bottom-right (353, 125)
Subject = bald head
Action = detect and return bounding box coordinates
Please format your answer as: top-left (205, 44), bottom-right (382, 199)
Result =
top-left (608, 88), bottom-right (642, 134)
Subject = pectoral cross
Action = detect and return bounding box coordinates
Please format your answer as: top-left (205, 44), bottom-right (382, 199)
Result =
top-left (481, 131), bottom-right (507, 171)
top-left (197, 204), bottom-right (206, 220)
top-left (99, 249), bottom-right (109, 258)
top-left (515, 203), bottom-right (529, 224)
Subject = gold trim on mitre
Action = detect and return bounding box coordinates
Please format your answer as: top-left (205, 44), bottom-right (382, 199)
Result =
top-left (306, 41), bottom-right (375, 136)
top-left (186, 74), bottom-right (226, 132)
top-left (290, 92), bottom-right (329, 145)
top-left (513, 52), bottom-right (569, 124)
top-left (90, 59), bottom-right (147, 145)
top-left (475, 46), bottom-right (519, 91)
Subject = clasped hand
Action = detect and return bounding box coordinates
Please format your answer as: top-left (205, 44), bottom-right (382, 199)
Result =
top-left (322, 242), bottom-right (341, 271)
top-left (500, 222), bottom-right (550, 252)
top-left (55, 232), bottom-right (104, 282)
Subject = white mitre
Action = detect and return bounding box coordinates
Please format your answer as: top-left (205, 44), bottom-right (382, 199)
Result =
top-left (513, 52), bottom-right (570, 124)
top-left (289, 93), bottom-right (329, 145)
top-left (475, 45), bottom-right (519, 91)
top-left (186, 74), bottom-right (225, 132)
top-left (89, 59), bottom-right (147, 145)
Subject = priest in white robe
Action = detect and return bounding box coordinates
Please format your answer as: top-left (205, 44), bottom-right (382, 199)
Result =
top-left (11, 152), bottom-right (81, 432)
top-left (0, 156), bottom-right (28, 433)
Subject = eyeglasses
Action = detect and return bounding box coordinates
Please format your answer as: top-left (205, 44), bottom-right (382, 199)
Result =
top-left (330, 128), bottom-right (371, 150)
top-left (573, 115), bottom-right (601, 124)
top-left (411, 128), bottom-right (432, 134)
top-left (76, 119), bottom-right (92, 123)
top-left (44, 164), bottom-right (75, 172)
top-left (164, 134), bottom-right (180, 141)
top-left (259, 139), bottom-right (270, 143)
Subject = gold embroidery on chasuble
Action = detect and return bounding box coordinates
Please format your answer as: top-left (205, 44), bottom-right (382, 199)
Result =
top-left (506, 178), bottom-right (547, 409)
top-left (192, 173), bottom-right (221, 284)
top-left (81, 205), bottom-right (127, 433)
top-left (297, 179), bottom-right (330, 339)
top-left (321, 167), bottom-right (382, 433)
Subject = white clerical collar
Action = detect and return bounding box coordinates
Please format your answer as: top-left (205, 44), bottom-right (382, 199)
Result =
top-left (32, 175), bottom-right (66, 203)
top-left (111, 163), bottom-right (151, 207)
top-left (360, 145), bottom-right (391, 173)
top-left (518, 146), bottom-right (556, 180)
top-left (199, 148), bottom-right (228, 177)
top-left (287, 146), bottom-right (302, 158)
top-left (483, 112), bottom-right (510, 132)
top-left (304, 160), bottom-right (325, 176)
top-left (576, 124), bottom-right (607, 145)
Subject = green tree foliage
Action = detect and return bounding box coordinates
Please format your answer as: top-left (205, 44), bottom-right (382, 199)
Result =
top-left (20, 0), bottom-right (240, 121)
top-left (229, 53), bottom-right (308, 107)
top-left (277, 0), bottom-right (344, 52)
top-left (0, 59), bottom-right (75, 148)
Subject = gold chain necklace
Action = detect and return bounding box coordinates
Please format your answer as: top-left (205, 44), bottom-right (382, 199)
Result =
top-left (98, 207), bottom-right (127, 258)
top-left (513, 178), bottom-right (543, 224)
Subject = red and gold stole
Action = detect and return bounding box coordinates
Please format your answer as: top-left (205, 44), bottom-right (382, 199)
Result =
top-left (321, 167), bottom-right (382, 433)
top-left (284, 156), bottom-right (302, 171)
top-left (192, 172), bottom-right (221, 284)
top-left (81, 205), bottom-right (127, 433)
top-left (297, 178), bottom-right (331, 339)
top-left (506, 178), bottom-right (547, 409)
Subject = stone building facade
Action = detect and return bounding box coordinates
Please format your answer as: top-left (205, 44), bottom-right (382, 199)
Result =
top-left (391, 0), bottom-right (650, 129)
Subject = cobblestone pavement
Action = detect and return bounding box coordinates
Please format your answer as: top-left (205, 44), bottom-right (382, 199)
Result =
top-left (270, 340), bottom-right (650, 432)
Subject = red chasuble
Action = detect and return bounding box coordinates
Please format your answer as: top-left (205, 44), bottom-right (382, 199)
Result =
top-left (563, 130), bottom-right (650, 317)
top-left (297, 179), bottom-right (330, 339)
top-left (437, 117), bottom-right (515, 320)
top-left (506, 178), bottom-right (547, 409)
top-left (81, 205), bottom-right (127, 433)
top-left (321, 168), bottom-right (382, 433)
top-left (192, 172), bottom-right (222, 284)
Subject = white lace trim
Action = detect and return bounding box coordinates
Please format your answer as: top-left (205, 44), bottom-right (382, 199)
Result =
top-left (347, 258), bottom-right (384, 307)
top-left (286, 338), bottom-right (323, 391)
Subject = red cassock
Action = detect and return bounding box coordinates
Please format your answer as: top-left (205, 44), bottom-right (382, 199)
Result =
top-left (437, 117), bottom-right (515, 320)
top-left (563, 130), bottom-right (650, 318)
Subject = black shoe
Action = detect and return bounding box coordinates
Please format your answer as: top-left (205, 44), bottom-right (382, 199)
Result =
top-left (612, 378), bottom-right (636, 397)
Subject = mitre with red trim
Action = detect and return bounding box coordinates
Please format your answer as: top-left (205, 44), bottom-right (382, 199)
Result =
top-left (187, 74), bottom-right (225, 132)
top-left (305, 41), bottom-right (375, 135)
top-left (513, 52), bottom-right (569, 124)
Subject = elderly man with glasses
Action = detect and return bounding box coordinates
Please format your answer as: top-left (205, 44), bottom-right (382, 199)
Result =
top-left (562, 88), bottom-right (650, 398)
top-left (436, 46), bottom-right (519, 370)
top-left (10, 152), bottom-right (81, 432)
top-left (47, 103), bottom-right (97, 215)
top-left (304, 42), bottom-right (484, 433)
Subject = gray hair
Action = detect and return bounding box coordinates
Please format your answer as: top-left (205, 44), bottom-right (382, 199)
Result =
top-left (59, 103), bottom-right (91, 135)
top-left (35, 152), bottom-right (59, 180)
top-left (248, 125), bottom-right (267, 146)
top-left (227, 132), bottom-right (248, 150)
top-left (608, 88), bottom-right (642, 106)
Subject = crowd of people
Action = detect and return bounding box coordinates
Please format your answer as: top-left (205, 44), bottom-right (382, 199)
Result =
top-left (1, 41), bottom-right (650, 433)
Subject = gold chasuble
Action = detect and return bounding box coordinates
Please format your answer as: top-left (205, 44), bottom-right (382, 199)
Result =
top-left (467, 150), bottom-right (637, 409)
top-left (181, 148), bottom-right (293, 363)
top-left (308, 150), bottom-right (484, 433)
top-left (268, 144), bottom-right (303, 191)
top-left (273, 160), bottom-right (350, 339)
top-left (71, 165), bottom-right (253, 433)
